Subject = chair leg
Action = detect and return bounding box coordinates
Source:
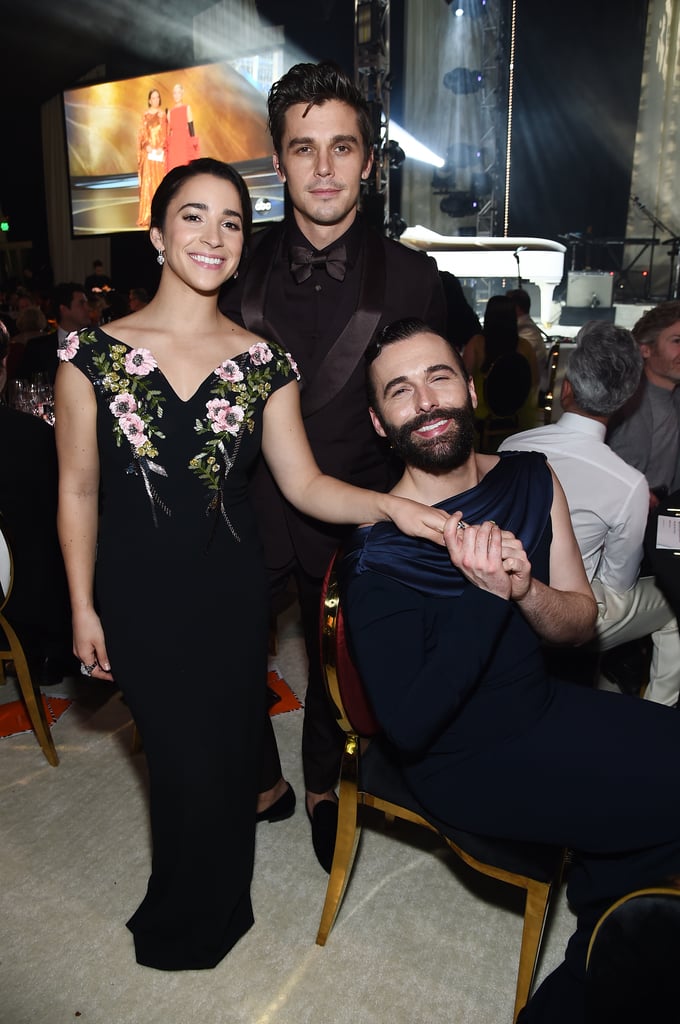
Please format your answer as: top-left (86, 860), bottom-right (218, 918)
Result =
top-left (513, 879), bottom-right (553, 1023)
top-left (316, 756), bottom-right (362, 945)
top-left (9, 636), bottom-right (59, 767)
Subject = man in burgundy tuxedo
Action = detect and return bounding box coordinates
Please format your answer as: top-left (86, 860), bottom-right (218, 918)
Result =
top-left (220, 61), bottom-right (447, 870)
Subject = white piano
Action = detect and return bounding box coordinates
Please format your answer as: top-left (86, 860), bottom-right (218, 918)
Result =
top-left (400, 226), bottom-right (566, 326)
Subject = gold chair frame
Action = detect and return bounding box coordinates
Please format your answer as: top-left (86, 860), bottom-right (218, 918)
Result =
top-left (0, 518), bottom-right (59, 766)
top-left (316, 562), bottom-right (564, 1023)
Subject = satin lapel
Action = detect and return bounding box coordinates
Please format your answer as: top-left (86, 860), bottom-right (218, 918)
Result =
top-left (300, 226), bottom-right (385, 418)
top-left (240, 226), bottom-right (287, 348)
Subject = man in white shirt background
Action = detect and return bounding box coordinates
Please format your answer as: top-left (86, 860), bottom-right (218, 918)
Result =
top-left (500, 319), bottom-right (680, 706)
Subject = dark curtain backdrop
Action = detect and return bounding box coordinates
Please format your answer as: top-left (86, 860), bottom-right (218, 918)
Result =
top-left (508, 0), bottom-right (648, 251)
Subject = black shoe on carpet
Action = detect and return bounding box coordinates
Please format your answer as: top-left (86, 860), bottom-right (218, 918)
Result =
top-left (256, 783), bottom-right (296, 824)
top-left (307, 799), bottom-right (338, 874)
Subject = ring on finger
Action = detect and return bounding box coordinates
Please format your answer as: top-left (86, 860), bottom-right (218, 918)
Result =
top-left (80, 661), bottom-right (96, 677)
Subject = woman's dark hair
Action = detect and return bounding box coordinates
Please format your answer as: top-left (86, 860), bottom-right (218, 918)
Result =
top-left (150, 158), bottom-right (253, 252)
top-left (481, 294), bottom-right (519, 372)
top-left (267, 61), bottom-right (373, 159)
top-left (147, 88), bottom-right (161, 106)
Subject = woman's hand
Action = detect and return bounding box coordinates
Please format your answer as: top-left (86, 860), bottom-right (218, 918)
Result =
top-left (72, 607), bottom-right (114, 682)
top-left (384, 494), bottom-right (450, 545)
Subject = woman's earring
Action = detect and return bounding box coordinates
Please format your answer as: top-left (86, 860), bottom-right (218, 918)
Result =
top-left (156, 249), bottom-right (165, 266)
top-left (233, 270), bottom-right (238, 280)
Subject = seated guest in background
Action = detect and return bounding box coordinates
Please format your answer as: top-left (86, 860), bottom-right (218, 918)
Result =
top-left (439, 270), bottom-right (483, 354)
top-left (341, 317), bottom-right (680, 1024)
top-left (500, 321), bottom-right (680, 706)
top-left (608, 300), bottom-right (680, 509)
top-left (464, 293), bottom-right (539, 432)
top-left (5, 304), bottom-right (47, 381)
top-left (507, 286), bottom-right (548, 391)
top-left (100, 291), bottom-right (130, 324)
top-left (84, 259), bottom-right (112, 294)
top-left (17, 282), bottom-right (90, 384)
top-left (128, 287), bottom-right (149, 313)
top-left (0, 323), bottom-right (74, 681)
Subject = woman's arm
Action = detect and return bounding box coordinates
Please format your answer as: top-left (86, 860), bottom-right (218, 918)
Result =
top-left (261, 380), bottom-right (449, 544)
top-left (54, 363), bottom-right (113, 679)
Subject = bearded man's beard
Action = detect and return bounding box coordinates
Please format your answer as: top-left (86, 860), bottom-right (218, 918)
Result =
top-left (380, 400), bottom-right (476, 473)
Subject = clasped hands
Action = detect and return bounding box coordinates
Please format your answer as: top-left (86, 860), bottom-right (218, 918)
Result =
top-left (443, 510), bottom-right (532, 601)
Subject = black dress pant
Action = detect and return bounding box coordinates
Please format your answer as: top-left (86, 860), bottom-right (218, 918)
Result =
top-left (258, 559), bottom-right (344, 795)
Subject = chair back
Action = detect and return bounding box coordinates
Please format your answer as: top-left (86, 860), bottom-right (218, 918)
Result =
top-left (320, 554), bottom-right (381, 738)
top-left (483, 351), bottom-right (532, 417)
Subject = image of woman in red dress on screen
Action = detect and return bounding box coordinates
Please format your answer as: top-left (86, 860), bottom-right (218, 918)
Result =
top-left (166, 83), bottom-right (200, 171)
top-left (136, 89), bottom-right (168, 228)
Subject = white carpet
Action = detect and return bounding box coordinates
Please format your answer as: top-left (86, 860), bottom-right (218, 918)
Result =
top-left (0, 606), bottom-right (576, 1024)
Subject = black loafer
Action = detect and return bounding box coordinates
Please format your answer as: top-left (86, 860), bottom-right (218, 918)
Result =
top-left (256, 783), bottom-right (296, 824)
top-left (307, 800), bottom-right (338, 874)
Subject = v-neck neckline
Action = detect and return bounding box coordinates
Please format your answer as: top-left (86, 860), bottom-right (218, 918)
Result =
top-left (94, 327), bottom-right (249, 405)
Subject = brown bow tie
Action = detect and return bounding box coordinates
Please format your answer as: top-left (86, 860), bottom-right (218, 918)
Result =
top-left (289, 243), bottom-right (347, 283)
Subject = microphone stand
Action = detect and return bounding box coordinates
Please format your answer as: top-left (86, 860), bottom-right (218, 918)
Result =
top-left (631, 195), bottom-right (677, 299)
top-left (513, 247), bottom-right (526, 289)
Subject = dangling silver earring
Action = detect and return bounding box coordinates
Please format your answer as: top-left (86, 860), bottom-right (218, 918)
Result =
top-left (233, 270), bottom-right (238, 280)
top-left (156, 249), bottom-right (165, 266)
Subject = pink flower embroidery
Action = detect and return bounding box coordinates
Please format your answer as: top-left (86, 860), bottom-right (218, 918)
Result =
top-left (206, 398), bottom-right (245, 436)
top-left (215, 360), bottom-right (244, 383)
top-left (285, 352), bottom-right (300, 379)
top-left (109, 392), bottom-right (138, 417)
top-left (119, 412), bottom-right (147, 448)
top-left (248, 342), bottom-right (273, 366)
top-left (124, 348), bottom-right (157, 376)
top-left (57, 331), bottom-right (80, 361)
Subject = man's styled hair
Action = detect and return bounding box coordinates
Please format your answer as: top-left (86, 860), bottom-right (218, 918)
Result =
top-left (632, 300), bottom-right (680, 348)
top-left (506, 288), bottom-right (531, 315)
top-left (52, 283), bottom-right (86, 318)
top-left (267, 61), bottom-right (373, 159)
top-left (566, 320), bottom-right (643, 416)
top-left (365, 317), bottom-right (469, 408)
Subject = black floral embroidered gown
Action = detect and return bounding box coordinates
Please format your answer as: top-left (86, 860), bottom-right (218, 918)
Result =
top-left (62, 327), bottom-right (299, 970)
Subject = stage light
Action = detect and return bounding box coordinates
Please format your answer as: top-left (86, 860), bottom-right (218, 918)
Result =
top-left (446, 142), bottom-right (483, 168)
top-left (440, 192), bottom-right (477, 217)
top-left (389, 119), bottom-right (445, 168)
top-left (445, 0), bottom-right (487, 15)
top-left (0, 220), bottom-right (8, 233)
top-left (443, 68), bottom-right (483, 94)
top-left (471, 171), bottom-right (492, 198)
top-left (384, 139), bottom-right (406, 169)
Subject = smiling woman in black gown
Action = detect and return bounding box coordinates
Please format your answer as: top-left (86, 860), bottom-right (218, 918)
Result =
top-left (54, 158), bottom-right (448, 970)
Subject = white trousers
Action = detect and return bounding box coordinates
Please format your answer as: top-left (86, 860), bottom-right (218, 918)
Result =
top-left (591, 576), bottom-right (680, 707)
